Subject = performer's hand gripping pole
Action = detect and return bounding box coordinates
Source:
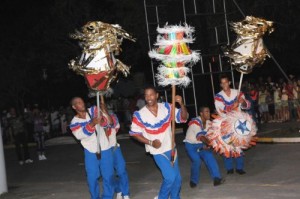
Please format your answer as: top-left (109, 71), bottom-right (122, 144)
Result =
top-left (171, 85), bottom-right (176, 165)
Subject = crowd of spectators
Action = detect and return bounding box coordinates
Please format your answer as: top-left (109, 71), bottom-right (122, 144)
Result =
top-left (0, 97), bottom-right (142, 164)
top-left (242, 75), bottom-right (300, 124)
top-left (0, 94), bottom-right (146, 144)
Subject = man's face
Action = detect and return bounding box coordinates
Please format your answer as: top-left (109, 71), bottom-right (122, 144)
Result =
top-left (220, 78), bottom-right (230, 91)
top-left (200, 108), bottom-right (210, 120)
top-left (144, 89), bottom-right (158, 106)
top-left (72, 98), bottom-right (86, 112)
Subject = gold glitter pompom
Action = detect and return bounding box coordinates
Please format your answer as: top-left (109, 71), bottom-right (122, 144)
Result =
top-left (69, 21), bottom-right (135, 91)
top-left (224, 16), bottom-right (274, 74)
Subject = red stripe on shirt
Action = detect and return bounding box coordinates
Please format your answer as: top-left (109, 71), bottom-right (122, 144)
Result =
top-left (132, 116), bottom-right (171, 135)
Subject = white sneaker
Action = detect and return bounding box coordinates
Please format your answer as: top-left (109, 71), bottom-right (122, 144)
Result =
top-left (25, 159), bottom-right (33, 164)
top-left (116, 192), bottom-right (122, 199)
top-left (38, 155), bottom-right (43, 161)
top-left (123, 196), bottom-right (130, 199)
top-left (19, 161), bottom-right (24, 165)
top-left (154, 196), bottom-right (158, 199)
top-left (41, 155), bottom-right (47, 160)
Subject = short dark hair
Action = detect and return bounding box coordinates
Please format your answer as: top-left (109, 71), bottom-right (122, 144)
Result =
top-left (199, 106), bottom-right (210, 113)
top-left (219, 74), bottom-right (230, 82)
top-left (144, 85), bottom-right (158, 93)
top-left (70, 96), bottom-right (82, 106)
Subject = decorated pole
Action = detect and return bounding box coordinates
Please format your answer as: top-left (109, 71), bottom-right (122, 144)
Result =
top-left (171, 85), bottom-right (176, 162)
top-left (206, 16), bottom-right (274, 158)
top-left (69, 21), bottom-right (135, 158)
top-left (225, 16), bottom-right (274, 93)
top-left (149, 24), bottom-right (200, 164)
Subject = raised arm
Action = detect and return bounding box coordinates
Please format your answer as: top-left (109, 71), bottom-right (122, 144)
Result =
top-left (175, 95), bottom-right (188, 122)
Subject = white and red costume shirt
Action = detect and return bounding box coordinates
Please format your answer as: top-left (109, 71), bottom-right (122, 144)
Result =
top-left (184, 117), bottom-right (211, 144)
top-left (106, 113), bottom-right (121, 148)
top-left (70, 106), bottom-right (118, 153)
top-left (214, 89), bottom-right (250, 117)
top-left (130, 102), bottom-right (187, 155)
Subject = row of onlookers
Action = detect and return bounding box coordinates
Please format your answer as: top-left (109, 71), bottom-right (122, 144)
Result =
top-left (0, 96), bottom-right (142, 165)
top-left (242, 75), bottom-right (300, 123)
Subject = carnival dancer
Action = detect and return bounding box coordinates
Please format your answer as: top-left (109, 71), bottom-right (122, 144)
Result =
top-left (70, 97), bottom-right (115, 199)
top-left (184, 106), bottom-right (224, 188)
top-left (214, 75), bottom-right (251, 175)
top-left (129, 86), bottom-right (188, 199)
top-left (104, 109), bottom-right (130, 199)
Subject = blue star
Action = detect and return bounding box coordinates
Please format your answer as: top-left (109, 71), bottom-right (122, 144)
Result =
top-left (236, 120), bottom-right (249, 134)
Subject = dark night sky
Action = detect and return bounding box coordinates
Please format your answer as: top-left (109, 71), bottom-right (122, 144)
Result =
top-left (0, 0), bottom-right (299, 112)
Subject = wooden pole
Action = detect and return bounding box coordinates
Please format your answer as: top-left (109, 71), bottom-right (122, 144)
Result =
top-left (100, 94), bottom-right (109, 138)
top-left (236, 72), bottom-right (245, 105)
top-left (100, 95), bottom-right (105, 104)
top-left (171, 85), bottom-right (176, 165)
top-left (238, 72), bottom-right (244, 94)
top-left (96, 91), bottom-right (101, 159)
top-left (209, 63), bottom-right (215, 98)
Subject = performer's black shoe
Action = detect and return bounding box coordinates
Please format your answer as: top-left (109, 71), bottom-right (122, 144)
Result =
top-left (227, 169), bottom-right (234, 174)
top-left (213, 178), bottom-right (225, 186)
top-left (190, 181), bottom-right (197, 188)
top-left (236, 169), bottom-right (246, 175)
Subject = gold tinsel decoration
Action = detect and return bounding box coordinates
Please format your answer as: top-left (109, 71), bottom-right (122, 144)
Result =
top-left (69, 21), bottom-right (135, 91)
top-left (225, 16), bottom-right (274, 74)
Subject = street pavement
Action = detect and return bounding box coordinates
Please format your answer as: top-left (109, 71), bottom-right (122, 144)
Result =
top-left (1, 134), bottom-right (300, 199)
top-left (257, 121), bottom-right (300, 138)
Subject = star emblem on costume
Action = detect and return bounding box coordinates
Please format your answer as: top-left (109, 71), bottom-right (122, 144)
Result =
top-left (234, 119), bottom-right (251, 136)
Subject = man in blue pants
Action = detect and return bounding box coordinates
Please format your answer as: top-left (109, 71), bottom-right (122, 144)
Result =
top-left (129, 86), bottom-right (188, 199)
top-left (105, 113), bottom-right (130, 199)
top-left (223, 156), bottom-right (244, 174)
top-left (70, 97), bottom-right (115, 199)
top-left (214, 75), bottom-right (250, 175)
top-left (184, 106), bottom-right (224, 188)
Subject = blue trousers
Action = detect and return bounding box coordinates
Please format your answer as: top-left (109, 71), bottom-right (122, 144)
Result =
top-left (84, 148), bottom-right (114, 199)
top-left (113, 146), bottom-right (130, 196)
top-left (223, 156), bottom-right (244, 171)
top-left (185, 143), bottom-right (221, 184)
top-left (153, 150), bottom-right (182, 199)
